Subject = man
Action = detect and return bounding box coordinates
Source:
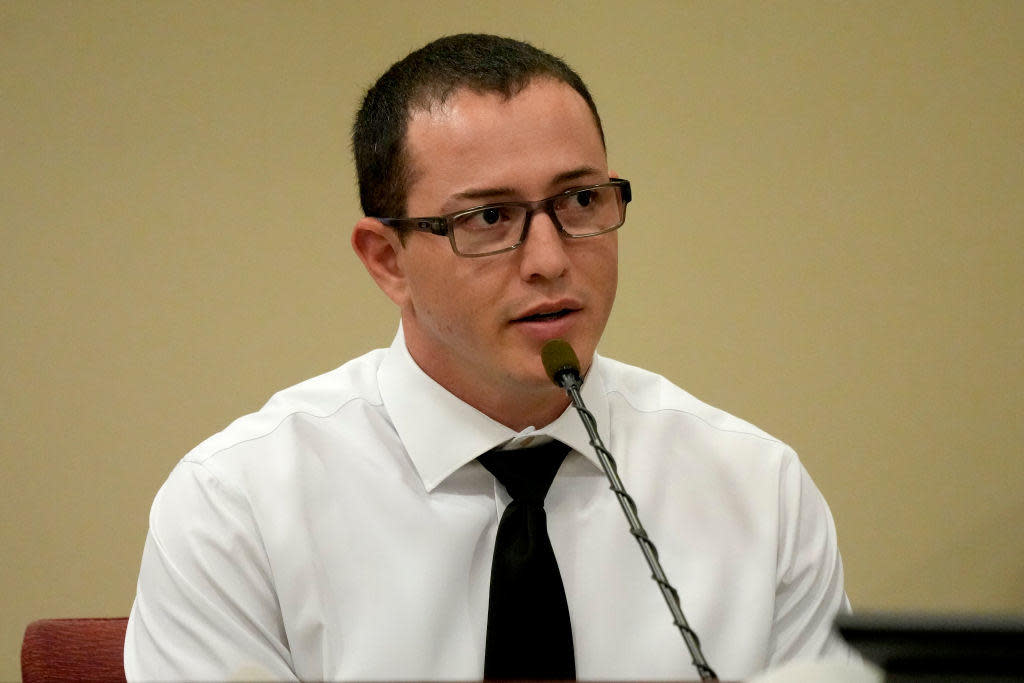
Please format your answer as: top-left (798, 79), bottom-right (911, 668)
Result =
top-left (125, 34), bottom-right (852, 681)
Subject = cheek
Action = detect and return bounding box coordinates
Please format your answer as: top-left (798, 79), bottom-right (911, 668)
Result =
top-left (407, 258), bottom-right (496, 334)
top-left (587, 239), bottom-right (619, 304)
top-left (411, 278), bottom-right (460, 332)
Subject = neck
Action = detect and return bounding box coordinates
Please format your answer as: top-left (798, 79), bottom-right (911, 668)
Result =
top-left (401, 336), bottom-right (573, 432)
top-left (432, 364), bottom-right (572, 432)
top-left (469, 384), bottom-right (572, 432)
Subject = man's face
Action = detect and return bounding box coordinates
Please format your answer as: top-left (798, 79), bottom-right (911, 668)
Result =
top-left (395, 78), bottom-right (618, 423)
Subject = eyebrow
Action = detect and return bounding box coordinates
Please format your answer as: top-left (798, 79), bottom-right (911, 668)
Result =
top-left (445, 166), bottom-right (605, 208)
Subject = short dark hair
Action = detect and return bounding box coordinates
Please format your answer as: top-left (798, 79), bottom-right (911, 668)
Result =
top-left (352, 33), bottom-right (604, 220)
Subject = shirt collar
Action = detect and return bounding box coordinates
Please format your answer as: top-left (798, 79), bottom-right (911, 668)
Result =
top-left (378, 325), bottom-right (611, 492)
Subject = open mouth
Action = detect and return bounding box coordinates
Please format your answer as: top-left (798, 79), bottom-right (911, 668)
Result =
top-left (514, 308), bottom-right (575, 323)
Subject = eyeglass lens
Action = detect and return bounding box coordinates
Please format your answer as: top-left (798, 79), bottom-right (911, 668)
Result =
top-left (452, 185), bottom-right (625, 255)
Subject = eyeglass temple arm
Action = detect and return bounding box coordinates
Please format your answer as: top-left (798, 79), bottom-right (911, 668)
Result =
top-left (377, 217), bottom-right (449, 236)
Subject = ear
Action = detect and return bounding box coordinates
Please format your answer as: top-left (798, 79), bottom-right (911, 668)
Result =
top-left (351, 217), bottom-right (409, 308)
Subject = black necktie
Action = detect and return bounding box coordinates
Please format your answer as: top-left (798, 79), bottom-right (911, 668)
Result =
top-left (477, 440), bottom-right (575, 680)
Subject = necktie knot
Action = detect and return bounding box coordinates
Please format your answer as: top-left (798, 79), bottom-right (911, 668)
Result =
top-left (478, 440), bottom-right (569, 506)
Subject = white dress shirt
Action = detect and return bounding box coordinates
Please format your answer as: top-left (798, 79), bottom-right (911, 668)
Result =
top-left (125, 327), bottom-right (852, 681)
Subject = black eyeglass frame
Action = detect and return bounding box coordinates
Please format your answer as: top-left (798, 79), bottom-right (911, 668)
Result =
top-left (376, 178), bottom-right (631, 257)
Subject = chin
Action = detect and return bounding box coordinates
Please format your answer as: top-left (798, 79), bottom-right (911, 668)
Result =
top-left (503, 355), bottom-right (559, 391)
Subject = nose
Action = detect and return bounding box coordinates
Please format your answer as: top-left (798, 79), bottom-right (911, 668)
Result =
top-left (517, 210), bottom-right (570, 281)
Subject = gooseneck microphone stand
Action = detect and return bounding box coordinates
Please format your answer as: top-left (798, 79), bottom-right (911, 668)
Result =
top-left (544, 340), bottom-right (718, 681)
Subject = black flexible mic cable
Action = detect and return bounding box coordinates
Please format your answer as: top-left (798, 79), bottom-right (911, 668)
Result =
top-left (541, 339), bottom-right (719, 681)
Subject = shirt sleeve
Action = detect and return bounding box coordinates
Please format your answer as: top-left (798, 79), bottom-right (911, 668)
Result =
top-left (766, 450), bottom-right (854, 666)
top-left (124, 460), bottom-right (297, 681)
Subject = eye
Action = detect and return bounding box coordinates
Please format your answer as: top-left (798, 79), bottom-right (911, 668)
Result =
top-left (455, 205), bottom-right (518, 233)
top-left (574, 189), bottom-right (594, 207)
top-left (480, 207), bottom-right (503, 225)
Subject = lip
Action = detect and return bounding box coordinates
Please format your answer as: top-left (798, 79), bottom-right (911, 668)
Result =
top-left (511, 299), bottom-right (583, 322)
top-left (509, 300), bottom-right (583, 340)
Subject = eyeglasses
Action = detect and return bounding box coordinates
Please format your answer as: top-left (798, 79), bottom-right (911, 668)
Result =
top-left (377, 179), bottom-right (631, 257)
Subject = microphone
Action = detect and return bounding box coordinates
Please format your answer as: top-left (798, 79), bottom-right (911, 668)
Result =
top-left (540, 339), bottom-right (718, 681)
top-left (541, 338), bottom-right (583, 391)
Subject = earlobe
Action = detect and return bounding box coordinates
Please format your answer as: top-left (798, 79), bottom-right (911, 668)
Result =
top-left (351, 217), bottom-right (408, 307)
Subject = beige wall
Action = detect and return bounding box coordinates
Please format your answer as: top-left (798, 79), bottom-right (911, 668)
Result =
top-left (2, 0), bottom-right (1021, 678)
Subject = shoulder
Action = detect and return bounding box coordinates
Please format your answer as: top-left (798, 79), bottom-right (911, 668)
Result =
top-left (594, 354), bottom-right (785, 449)
top-left (182, 347), bottom-right (389, 471)
top-left (144, 346), bottom-right (397, 560)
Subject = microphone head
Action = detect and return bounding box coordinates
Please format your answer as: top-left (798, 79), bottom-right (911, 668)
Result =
top-left (541, 339), bottom-right (582, 387)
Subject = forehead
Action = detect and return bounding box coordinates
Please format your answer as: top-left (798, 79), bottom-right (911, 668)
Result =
top-left (402, 79), bottom-right (607, 210)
